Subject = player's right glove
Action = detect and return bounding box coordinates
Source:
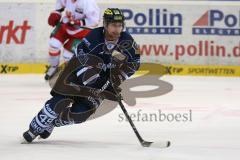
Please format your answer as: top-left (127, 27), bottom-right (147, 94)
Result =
top-left (109, 50), bottom-right (128, 87)
top-left (48, 11), bottom-right (62, 27)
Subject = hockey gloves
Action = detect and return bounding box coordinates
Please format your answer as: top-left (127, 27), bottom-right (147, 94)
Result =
top-left (48, 11), bottom-right (62, 27)
top-left (110, 50), bottom-right (128, 87)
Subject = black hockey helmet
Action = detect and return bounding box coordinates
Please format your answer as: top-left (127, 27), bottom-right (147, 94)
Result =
top-left (103, 8), bottom-right (125, 26)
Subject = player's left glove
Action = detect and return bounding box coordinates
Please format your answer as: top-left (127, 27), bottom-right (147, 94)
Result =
top-left (48, 11), bottom-right (62, 27)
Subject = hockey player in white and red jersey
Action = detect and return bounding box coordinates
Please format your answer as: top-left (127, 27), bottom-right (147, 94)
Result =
top-left (45, 0), bottom-right (100, 80)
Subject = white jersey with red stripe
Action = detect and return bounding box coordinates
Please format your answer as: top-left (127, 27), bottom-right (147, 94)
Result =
top-left (55, 0), bottom-right (100, 28)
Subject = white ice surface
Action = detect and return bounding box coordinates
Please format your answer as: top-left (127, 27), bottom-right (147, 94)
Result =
top-left (0, 75), bottom-right (240, 160)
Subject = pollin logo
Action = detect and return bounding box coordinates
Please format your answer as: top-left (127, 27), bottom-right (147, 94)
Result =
top-left (122, 8), bottom-right (183, 35)
top-left (192, 10), bottom-right (240, 36)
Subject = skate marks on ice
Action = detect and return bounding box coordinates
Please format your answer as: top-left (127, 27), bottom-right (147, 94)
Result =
top-left (2, 75), bottom-right (240, 160)
top-left (20, 139), bottom-right (136, 148)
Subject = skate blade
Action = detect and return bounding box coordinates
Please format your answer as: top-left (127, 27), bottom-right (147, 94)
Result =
top-left (20, 136), bottom-right (40, 144)
top-left (20, 138), bottom-right (30, 144)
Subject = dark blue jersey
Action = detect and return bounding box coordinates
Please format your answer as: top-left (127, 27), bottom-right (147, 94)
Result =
top-left (73, 27), bottom-right (140, 89)
top-left (51, 27), bottom-right (140, 100)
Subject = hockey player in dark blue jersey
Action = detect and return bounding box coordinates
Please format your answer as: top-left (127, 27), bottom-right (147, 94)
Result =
top-left (23, 8), bottom-right (140, 143)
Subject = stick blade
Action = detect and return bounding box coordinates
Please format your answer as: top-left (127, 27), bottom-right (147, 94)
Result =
top-left (141, 140), bottom-right (171, 148)
top-left (150, 141), bottom-right (171, 148)
top-left (141, 141), bottom-right (153, 147)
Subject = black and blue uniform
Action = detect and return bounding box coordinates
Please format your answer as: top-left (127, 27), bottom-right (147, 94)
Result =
top-left (28, 27), bottom-right (140, 135)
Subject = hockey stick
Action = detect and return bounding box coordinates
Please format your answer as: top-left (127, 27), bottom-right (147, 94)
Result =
top-left (117, 96), bottom-right (171, 148)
